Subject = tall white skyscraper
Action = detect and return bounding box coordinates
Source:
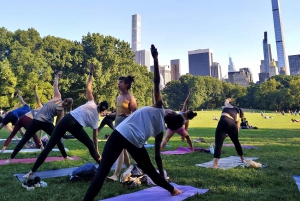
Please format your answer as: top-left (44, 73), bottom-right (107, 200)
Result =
top-left (271, 0), bottom-right (289, 75)
top-left (135, 50), bottom-right (150, 71)
top-left (228, 56), bottom-right (236, 72)
top-left (131, 14), bottom-right (141, 51)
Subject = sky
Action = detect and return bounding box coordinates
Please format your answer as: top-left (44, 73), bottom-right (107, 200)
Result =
top-left (1, 0), bottom-right (300, 82)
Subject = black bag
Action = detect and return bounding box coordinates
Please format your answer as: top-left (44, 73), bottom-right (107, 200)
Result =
top-left (69, 163), bottom-right (97, 182)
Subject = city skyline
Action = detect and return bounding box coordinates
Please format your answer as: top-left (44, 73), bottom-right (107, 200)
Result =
top-left (0, 1), bottom-right (299, 82)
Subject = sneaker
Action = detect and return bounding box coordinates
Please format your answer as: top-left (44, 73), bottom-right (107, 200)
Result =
top-left (65, 156), bottom-right (74, 160)
top-left (23, 171), bottom-right (34, 179)
top-left (22, 179), bottom-right (35, 190)
top-left (33, 177), bottom-right (41, 187)
top-left (4, 158), bottom-right (12, 164)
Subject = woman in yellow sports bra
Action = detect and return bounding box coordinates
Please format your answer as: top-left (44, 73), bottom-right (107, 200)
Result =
top-left (107, 75), bottom-right (137, 181)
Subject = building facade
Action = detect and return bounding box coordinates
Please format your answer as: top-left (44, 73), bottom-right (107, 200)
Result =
top-left (263, 32), bottom-right (273, 73)
top-left (269, 60), bottom-right (279, 77)
top-left (228, 56), bottom-right (236, 73)
top-left (271, 0), bottom-right (289, 75)
top-left (211, 62), bottom-right (222, 80)
top-left (188, 49), bottom-right (213, 76)
top-left (131, 14), bottom-right (141, 51)
top-left (288, 54), bottom-right (300, 75)
top-left (228, 68), bottom-right (253, 87)
top-left (170, 59), bottom-right (181, 81)
top-left (134, 50), bottom-right (150, 71)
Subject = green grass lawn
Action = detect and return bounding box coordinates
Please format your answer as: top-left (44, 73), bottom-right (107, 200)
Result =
top-left (1, 111), bottom-right (300, 201)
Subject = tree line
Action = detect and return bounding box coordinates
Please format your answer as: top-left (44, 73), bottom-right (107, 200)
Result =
top-left (1, 27), bottom-right (299, 111)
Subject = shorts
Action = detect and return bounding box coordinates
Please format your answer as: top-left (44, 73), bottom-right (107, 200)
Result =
top-left (1, 112), bottom-right (18, 126)
top-left (167, 127), bottom-right (188, 137)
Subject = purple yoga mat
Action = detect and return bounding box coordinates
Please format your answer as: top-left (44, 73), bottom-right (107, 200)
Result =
top-left (0, 156), bottom-right (80, 165)
top-left (100, 182), bottom-right (209, 201)
top-left (161, 146), bottom-right (209, 155)
top-left (223, 144), bottom-right (258, 149)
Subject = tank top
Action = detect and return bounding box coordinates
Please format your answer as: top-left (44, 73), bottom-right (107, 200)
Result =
top-left (116, 96), bottom-right (132, 116)
top-left (34, 100), bottom-right (62, 123)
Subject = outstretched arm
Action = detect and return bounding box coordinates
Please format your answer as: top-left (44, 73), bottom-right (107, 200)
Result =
top-left (155, 132), bottom-right (165, 179)
top-left (182, 89), bottom-right (192, 112)
top-left (86, 63), bottom-right (95, 101)
top-left (151, 45), bottom-right (163, 108)
top-left (17, 89), bottom-right (26, 105)
top-left (33, 86), bottom-right (43, 108)
top-left (53, 71), bottom-right (62, 99)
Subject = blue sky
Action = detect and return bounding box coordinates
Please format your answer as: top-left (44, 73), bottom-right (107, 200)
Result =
top-left (1, 0), bottom-right (299, 82)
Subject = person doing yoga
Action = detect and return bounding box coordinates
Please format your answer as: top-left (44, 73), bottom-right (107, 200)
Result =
top-left (23, 63), bottom-right (106, 178)
top-left (212, 106), bottom-right (245, 168)
top-left (107, 75), bottom-right (137, 181)
top-left (83, 45), bottom-right (183, 201)
top-left (161, 90), bottom-right (197, 151)
top-left (4, 71), bottom-right (73, 164)
top-left (0, 89), bottom-right (31, 138)
top-left (2, 86), bottom-right (44, 153)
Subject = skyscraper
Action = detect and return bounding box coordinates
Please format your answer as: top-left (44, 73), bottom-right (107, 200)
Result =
top-left (271, 0), bottom-right (289, 75)
top-left (269, 60), bottom-right (279, 77)
top-left (288, 54), bottom-right (300, 75)
top-left (131, 14), bottom-right (141, 51)
top-left (211, 62), bottom-right (222, 80)
top-left (228, 56), bottom-right (236, 72)
top-left (188, 49), bottom-right (213, 76)
top-left (228, 68), bottom-right (253, 87)
top-left (170, 59), bottom-right (181, 81)
top-left (135, 50), bottom-right (150, 70)
top-left (263, 32), bottom-right (273, 73)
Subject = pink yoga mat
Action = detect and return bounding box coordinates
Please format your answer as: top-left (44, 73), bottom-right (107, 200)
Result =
top-left (0, 156), bottom-right (80, 165)
top-left (161, 146), bottom-right (209, 155)
top-left (100, 182), bottom-right (209, 201)
top-left (223, 144), bottom-right (258, 149)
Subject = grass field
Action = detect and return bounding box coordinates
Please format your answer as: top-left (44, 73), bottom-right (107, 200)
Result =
top-left (1, 110), bottom-right (300, 201)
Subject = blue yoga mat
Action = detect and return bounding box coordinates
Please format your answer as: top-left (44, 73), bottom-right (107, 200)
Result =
top-left (293, 175), bottom-right (300, 191)
top-left (14, 163), bottom-right (126, 181)
top-left (100, 182), bottom-right (209, 201)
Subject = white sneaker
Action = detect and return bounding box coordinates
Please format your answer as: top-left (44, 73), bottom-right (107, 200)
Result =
top-left (23, 171), bottom-right (34, 179)
top-left (65, 156), bottom-right (74, 160)
top-left (4, 158), bottom-right (12, 164)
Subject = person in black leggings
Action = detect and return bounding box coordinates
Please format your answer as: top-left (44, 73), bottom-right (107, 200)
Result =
top-left (4, 71), bottom-right (73, 164)
top-left (97, 115), bottom-right (115, 133)
top-left (212, 106), bottom-right (244, 168)
top-left (23, 63), bottom-right (108, 178)
top-left (83, 45), bottom-right (183, 201)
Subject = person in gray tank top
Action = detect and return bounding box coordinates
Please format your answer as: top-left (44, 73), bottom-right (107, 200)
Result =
top-left (5, 71), bottom-right (74, 164)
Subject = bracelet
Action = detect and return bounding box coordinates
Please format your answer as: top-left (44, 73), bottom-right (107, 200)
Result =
top-left (89, 72), bottom-right (93, 75)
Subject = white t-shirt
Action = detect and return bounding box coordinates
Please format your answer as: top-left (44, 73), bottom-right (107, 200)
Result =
top-left (70, 101), bottom-right (99, 129)
top-left (116, 106), bottom-right (165, 148)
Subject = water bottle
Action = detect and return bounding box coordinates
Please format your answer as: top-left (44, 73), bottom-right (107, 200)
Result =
top-left (210, 143), bottom-right (214, 154)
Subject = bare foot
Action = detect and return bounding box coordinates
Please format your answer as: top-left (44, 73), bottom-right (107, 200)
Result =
top-left (107, 175), bottom-right (118, 181)
top-left (1, 146), bottom-right (6, 153)
top-left (171, 188), bottom-right (183, 196)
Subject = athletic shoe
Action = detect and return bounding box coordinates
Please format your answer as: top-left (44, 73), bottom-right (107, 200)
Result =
top-left (22, 179), bottom-right (35, 190)
top-left (23, 171), bottom-right (34, 179)
top-left (33, 177), bottom-right (41, 187)
top-left (65, 156), bottom-right (74, 160)
top-left (4, 158), bottom-right (12, 164)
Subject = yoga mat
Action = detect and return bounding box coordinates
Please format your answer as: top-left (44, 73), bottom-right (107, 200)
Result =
top-left (100, 182), bottom-right (209, 201)
top-left (14, 162), bottom-right (125, 181)
top-left (223, 144), bottom-right (258, 149)
top-left (2, 148), bottom-right (69, 154)
top-left (196, 156), bottom-right (259, 169)
top-left (0, 156), bottom-right (80, 165)
top-left (0, 139), bottom-right (21, 144)
top-left (161, 146), bottom-right (209, 155)
top-left (293, 176), bottom-right (300, 192)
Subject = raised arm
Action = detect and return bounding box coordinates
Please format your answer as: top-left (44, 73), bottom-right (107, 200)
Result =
top-left (33, 86), bottom-right (43, 108)
top-left (181, 89), bottom-right (192, 112)
top-left (87, 63), bottom-right (95, 101)
top-left (53, 71), bottom-right (62, 99)
top-left (151, 45), bottom-right (163, 108)
top-left (16, 89), bottom-right (26, 105)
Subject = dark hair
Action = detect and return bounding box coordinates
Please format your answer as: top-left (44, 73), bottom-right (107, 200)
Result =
top-left (164, 114), bottom-right (184, 131)
top-left (98, 101), bottom-right (108, 112)
top-left (118, 75), bottom-right (135, 90)
top-left (234, 107), bottom-right (244, 119)
top-left (186, 111), bottom-right (197, 120)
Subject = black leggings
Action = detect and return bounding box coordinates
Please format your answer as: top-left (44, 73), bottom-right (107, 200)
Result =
top-left (32, 114), bottom-right (100, 172)
top-left (10, 119), bottom-right (67, 159)
top-left (214, 116), bottom-right (243, 158)
top-left (83, 130), bottom-right (174, 201)
top-left (97, 116), bottom-right (115, 131)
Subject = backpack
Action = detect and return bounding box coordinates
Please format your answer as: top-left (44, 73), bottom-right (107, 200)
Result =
top-left (120, 164), bottom-right (145, 188)
top-left (69, 163), bottom-right (97, 182)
